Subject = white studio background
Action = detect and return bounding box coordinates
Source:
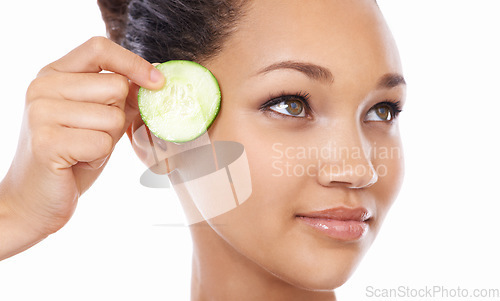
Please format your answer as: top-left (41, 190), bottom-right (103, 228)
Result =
top-left (0, 1), bottom-right (498, 301)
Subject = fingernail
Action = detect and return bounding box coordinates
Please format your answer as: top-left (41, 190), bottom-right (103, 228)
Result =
top-left (150, 68), bottom-right (164, 84)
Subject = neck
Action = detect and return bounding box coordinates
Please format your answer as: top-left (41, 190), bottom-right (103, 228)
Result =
top-left (189, 222), bottom-right (336, 301)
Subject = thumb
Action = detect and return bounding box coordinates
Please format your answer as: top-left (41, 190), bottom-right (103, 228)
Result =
top-left (124, 62), bottom-right (163, 139)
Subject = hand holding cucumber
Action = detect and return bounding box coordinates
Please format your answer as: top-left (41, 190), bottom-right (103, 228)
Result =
top-left (0, 37), bottom-right (165, 260)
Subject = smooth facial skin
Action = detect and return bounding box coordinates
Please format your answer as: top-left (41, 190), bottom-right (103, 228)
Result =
top-left (172, 0), bottom-right (405, 299)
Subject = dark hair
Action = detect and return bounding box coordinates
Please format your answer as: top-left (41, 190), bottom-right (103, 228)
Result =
top-left (98, 0), bottom-right (247, 63)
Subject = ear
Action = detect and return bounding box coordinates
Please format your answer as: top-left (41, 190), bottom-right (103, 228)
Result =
top-left (127, 115), bottom-right (169, 175)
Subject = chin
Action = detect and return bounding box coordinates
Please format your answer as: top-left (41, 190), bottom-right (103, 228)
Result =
top-left (257, 237), bottom-right (372, 292)
top-left (266, 267), bottom-right (354, 293)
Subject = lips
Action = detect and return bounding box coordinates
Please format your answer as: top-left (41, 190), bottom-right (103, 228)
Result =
top-left (297, 207), bottom-right (372, 221)
top-left (296, 207), bottom-right (372, 241)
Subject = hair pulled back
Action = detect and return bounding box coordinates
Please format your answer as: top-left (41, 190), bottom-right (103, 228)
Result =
top-left (98, 0), bottom-right (247, 63)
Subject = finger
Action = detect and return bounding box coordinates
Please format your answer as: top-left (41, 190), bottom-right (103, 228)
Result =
top-left (27, 72), bottom-right (130, 109)
top-left (125, 63), bottom-right (162, 135)
top-left (124, 82), bottom-right (141, 129)
top-left (33, 126), bottom-right (114, 170)
top-left (59, 127), bottom-right (113, 166)
top-left (74, 154), bottom-right (111, 170)
top-left (38, 36), bottom-right (165, 90)
top-left (27, 98), bottom-right (126, 143)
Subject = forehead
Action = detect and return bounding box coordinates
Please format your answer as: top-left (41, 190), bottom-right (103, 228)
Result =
top-left (210, 0), bottom-right (402, 84)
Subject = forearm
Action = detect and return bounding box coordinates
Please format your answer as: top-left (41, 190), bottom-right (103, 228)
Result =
top-left (0, 179), bottom-right (47, 261)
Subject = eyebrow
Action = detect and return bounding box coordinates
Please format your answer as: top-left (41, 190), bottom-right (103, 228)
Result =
top-left (377, 73), bottom-right (406, 89)
top-left (256, 60), bottom-right (406, 89)
top-left (256, 60), bottom-right (334, 83)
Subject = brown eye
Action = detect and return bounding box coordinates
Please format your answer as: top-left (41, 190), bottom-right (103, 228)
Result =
top-left (269, 97), bottom-right (306, 117)
top-left (375, 104), bottom-right (391, 120)
top-left (365, 102), bottom-right (401, 122)
top-left (285, 98), bottom-right (304, 116)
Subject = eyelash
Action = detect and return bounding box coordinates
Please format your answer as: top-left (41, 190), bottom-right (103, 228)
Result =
top-left (259, 93), bottom-right (403, 120)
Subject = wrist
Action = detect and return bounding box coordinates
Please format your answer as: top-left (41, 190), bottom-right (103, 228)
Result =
top-left (0, 178), bottom-right (48, 261)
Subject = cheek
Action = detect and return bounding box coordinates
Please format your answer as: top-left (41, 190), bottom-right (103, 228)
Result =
top-left (370, 133), bottom-right (405, 224)
top-left (207, 106), bottom-right (302, 232)
top-left (206, 107), bottom-right (311, 267)
top-left (207, 102), bottom-right (305, 212)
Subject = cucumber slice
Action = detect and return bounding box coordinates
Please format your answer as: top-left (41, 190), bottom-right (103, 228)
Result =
top-left (138, 60), bottom-right (221, 143)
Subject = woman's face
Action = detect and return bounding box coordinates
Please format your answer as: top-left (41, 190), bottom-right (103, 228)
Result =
top-left (198, 0), bottom-right (405, 290)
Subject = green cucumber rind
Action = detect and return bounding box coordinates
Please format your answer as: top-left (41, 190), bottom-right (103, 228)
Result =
top-left (137, 60), bottom-right (221, 143)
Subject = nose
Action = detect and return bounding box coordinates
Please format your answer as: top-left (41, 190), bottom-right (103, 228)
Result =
top-left (316, 129), bottom-right (378, 189)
